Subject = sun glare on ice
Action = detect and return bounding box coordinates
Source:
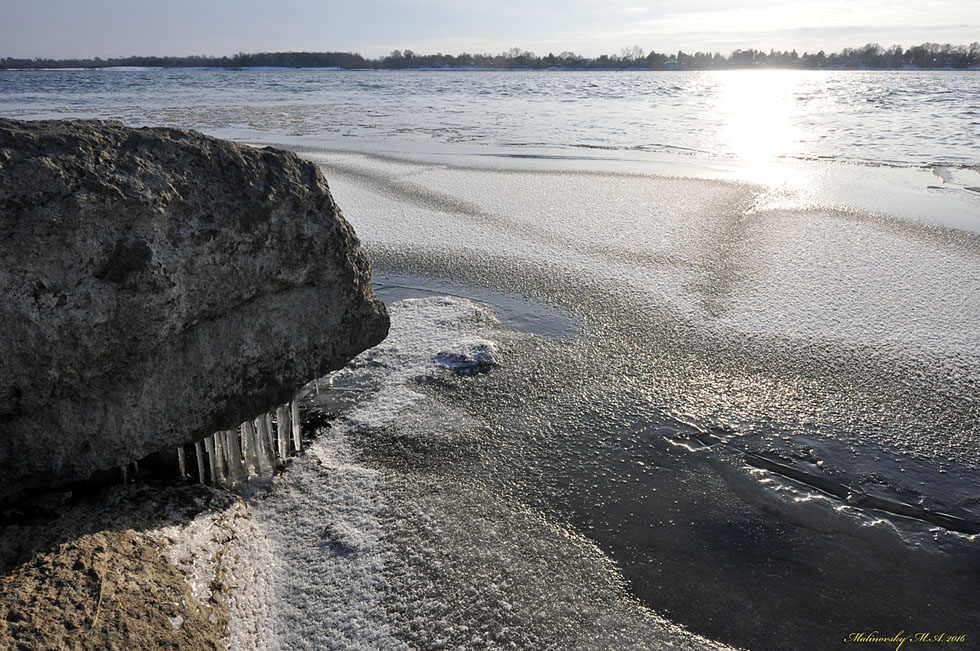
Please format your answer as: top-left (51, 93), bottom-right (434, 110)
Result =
top-left (714, 70), bottom-right (807, 183)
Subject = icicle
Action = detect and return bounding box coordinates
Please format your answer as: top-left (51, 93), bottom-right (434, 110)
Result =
top-left (276, 404), bottom-right (290, 459)
top-left (204, 435), bottom-right (218, 485)
top-left (194, 441), bottom-right (207, 484)
top-left (243, 420), bottom-right (272, 476)
top-left (241, 422), bottom-right (258, 477)
top-left (291, 400), bottom-right (302, 453)
top-left (214, 431), bottom-right (228, 483)
top-left (225, 428), bottom-right (247, 484)
top-left (239, 422), bottom-right (250, 471)
top-left (120, 466), bottom-right (128, 483)
top-left (259, 413), bottom-right (281, 467)
top-left (255, 416), bottom-right (269, 454)
top-left (177, 446), bottom-right (187, 480)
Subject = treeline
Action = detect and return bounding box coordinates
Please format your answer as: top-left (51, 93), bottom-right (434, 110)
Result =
top-left (3, 42), bottom-right (979, 71)
top-left (378, 43), bottom-right (980, 69)
top-left (0, 51), bottom-right (369, 70)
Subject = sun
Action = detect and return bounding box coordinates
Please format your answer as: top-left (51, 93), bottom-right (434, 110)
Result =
top-left (714, 70), bottom-right (806, 172)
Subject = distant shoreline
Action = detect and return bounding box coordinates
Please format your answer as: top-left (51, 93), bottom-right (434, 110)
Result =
top-left (3, 42), bottom-right (978, 71)
top-left (3, 66), bottom-right (980, 72)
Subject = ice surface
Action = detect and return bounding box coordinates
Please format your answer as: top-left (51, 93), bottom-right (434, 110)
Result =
top-left (324, 152), bottom-right (980, 362)
top-left (310, 150), bottom-right (979, 648)
top-left (159, 296), bottom-right (732, 649)
top-left (245, 445), bottom-right (401, 651)
top-left (158, 145), bottom-right (975, 651)
top-left (326, 297), bottom-right (502, 433)
top-left (380, 473), bottom-right (733, 651)
top-left (231, 297), bottom-right (504, 650)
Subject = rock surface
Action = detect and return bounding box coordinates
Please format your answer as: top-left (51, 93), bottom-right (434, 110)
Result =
top-left (0, 483), bottom-right (237, 651)
top-left (0, 529), bottom-right (225, 650)
top-left (0, 118), bottom-right (389, 500)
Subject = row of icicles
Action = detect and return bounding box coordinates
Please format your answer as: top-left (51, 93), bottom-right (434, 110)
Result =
top-left (178, 400), bottom-right (304, 487)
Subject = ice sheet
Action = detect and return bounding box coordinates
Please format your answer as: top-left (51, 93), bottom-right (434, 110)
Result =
top-left (321, 151), bottom-right (980, 361)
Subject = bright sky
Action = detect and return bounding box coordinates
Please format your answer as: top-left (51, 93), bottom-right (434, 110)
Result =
top-left (1, 0), bottom-right (977, 59)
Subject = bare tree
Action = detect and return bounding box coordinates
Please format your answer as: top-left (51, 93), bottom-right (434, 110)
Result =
top-left (621, 45), bottom-right (646, 62)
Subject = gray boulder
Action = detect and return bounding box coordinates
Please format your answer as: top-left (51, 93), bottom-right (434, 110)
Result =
top-left (0, 118), bottom-right (389, 499)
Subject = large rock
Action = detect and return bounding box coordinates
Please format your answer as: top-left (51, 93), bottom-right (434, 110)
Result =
top-left (0, 118), bottom-right (389, 499)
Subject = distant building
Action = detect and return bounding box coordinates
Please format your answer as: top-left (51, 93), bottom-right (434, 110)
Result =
top-left (666, 56), bottom-right (678, 70)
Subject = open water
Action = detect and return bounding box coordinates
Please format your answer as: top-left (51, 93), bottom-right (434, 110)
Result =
top-left (2, 68), bottom-right (979, 650)
top-left (2, 68), bottom-right (979, 166)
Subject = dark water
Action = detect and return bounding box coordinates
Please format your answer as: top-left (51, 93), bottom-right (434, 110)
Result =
top-left (372, 273), bottom-right (580, 339)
